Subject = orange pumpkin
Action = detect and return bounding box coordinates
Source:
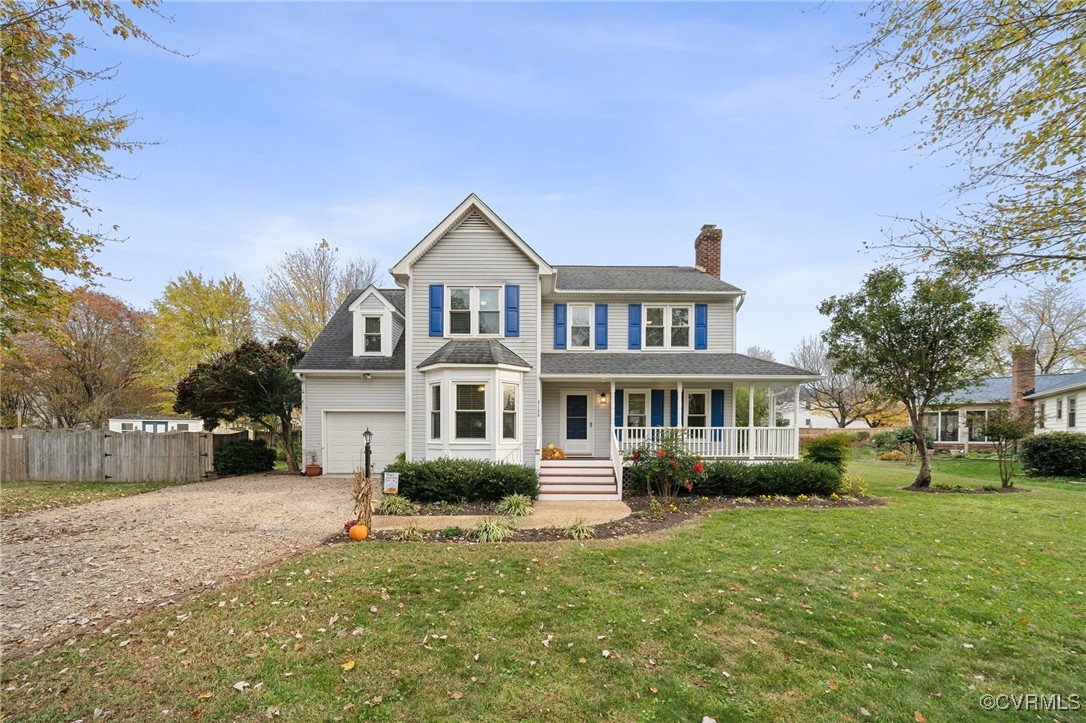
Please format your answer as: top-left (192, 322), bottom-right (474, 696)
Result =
top-left (348, 524), bottom-right (369, 541)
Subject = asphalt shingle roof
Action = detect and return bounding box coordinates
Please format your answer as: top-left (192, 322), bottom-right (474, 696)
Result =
top-left (295, 289), bottom-right (407, 372)
top-left (418, 340), bottom-right (531, 370)
top-left (554, 266), bottom-right (742, 293)
top-left (940, 370), bottom-right (1086, 404)
top-left (540, 353), bottom-right (816, 377)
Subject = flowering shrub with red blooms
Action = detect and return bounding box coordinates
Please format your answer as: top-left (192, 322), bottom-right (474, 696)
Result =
top-left (624, 432), bottom-right (705, 499)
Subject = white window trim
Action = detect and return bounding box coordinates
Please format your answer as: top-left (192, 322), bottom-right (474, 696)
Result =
top-left (625, 388), bottom-right (651, 428)
top-left (360, 315), bottom-right (384, 355)
top-left (501, 382), bottom-right (520, 442)
top-left (567, 303), bottom-right (595, 350)
top-left (1057, 398), bottom-right (1063, 419)
top-left (642, 304), bottom-right (693, 350)
top-left (453, 381), bottom-right (489, 442)
top-left (1069, 397), bottom-right (1078, 428)
top-left (447, 286), bottom-right (504, 338)
top-left (684, 389), bottom-right (709, 428)
top-left (429, 382), bottom-right (442, 441)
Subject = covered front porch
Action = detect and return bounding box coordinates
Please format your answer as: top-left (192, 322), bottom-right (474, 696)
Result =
top-left (540, 378), bottom-right (807, 462)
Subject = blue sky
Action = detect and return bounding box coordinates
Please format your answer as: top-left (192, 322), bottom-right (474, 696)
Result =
top-left (83, 1), bottom-right (982, 359)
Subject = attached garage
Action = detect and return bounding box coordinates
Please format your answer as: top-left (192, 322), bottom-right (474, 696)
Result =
top-left (324, 411), bottom-right (405, 474)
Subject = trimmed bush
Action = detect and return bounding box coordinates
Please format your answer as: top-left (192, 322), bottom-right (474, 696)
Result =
top-left (213, 439), bottom-right (275, 476)
top-left (692, 459), bottom-right (842, 497)
top-left (878, 449), bottom-right (906, 462)
top-left (382, 457), bottom-right (539, 502)
top-left (1019, 432), bottom-right (1086, 477)
top-left (802, 433), bottom-right (851, 472)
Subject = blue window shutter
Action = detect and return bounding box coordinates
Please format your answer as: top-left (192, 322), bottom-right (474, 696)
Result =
top-left (695, 304), bottom-right (708, 350)
top-left (651, 390), bottom-right (664, 427)
top-left (670, 390), bottom-right (678, 426)
top-left (595, 304), bottom-right (608, 350)
top-left (628, 304), bottom-right (642, 349)
top-left (614, 390), bottom-right (624, 440)
top-left (505, 285), bottom-right (520, 337)
top-left (428, 284), bottom-right (444, 337)
top-left (554, 303), bottom-right (567, 349)
top-left (711, 389), bottom-right (725, 442)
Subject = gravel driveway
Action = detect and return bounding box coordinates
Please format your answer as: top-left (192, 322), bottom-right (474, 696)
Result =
top-left (0, 472), bottom-right (353, 659)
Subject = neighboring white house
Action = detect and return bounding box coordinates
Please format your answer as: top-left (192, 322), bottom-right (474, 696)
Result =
top-left (1026, 371), bottom-right (1086, 434)
top-left (294, 194), bottom-right (820, 499)
top-left (931, 347), bottom-right (1086, 450)
top-left (107, 415), bottom-right (205, 433)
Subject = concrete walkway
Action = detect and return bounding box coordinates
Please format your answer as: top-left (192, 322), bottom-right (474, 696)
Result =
top-left (371, 500), bottom-right (630, 531)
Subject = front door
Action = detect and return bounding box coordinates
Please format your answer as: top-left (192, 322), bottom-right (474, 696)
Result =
top-left (561, 392), bottom-right (591, 455)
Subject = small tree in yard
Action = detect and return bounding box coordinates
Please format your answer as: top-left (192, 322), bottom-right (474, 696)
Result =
top-left (819, 267), bottom-right (1002, 488)
top-left (174, 337), bottom-right (304, 473)
top-left (982, 406), bottom-right (1035, 488)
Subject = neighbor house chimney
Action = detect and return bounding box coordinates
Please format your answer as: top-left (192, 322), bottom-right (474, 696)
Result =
top-left (1010, 347), bottom-right (1038, 420)
top-left (695, 224), bottom-right (722, 278)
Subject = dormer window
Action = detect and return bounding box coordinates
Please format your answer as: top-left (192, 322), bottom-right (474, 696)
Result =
top-left (363, 316), bottom-right (382, 353)
top-left (448, 286), bottom-right (502, 336)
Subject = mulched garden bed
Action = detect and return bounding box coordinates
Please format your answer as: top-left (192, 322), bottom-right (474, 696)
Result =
top-left (347, 493), bottom-right (885, 545)
top-left (902, 484), bottom-right (1031, 494)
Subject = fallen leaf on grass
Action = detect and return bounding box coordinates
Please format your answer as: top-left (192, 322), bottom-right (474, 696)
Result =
top-left (827, 680), bottom-right (838, 691)
top-left (914, 712), bottom-right (927, 723)
top-left (859, 708), bottom-right (870, 717)
top-left (232, 681), bottom-right (250, 692)
top-left (197, 692), bottom-right (213, 700)
top-left (341, 659), bottom-right (356, 671)
top-left (449, 692), bottom-right (463, 700)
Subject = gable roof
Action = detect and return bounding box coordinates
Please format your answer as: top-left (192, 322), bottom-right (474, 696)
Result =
top-left (554, 266), bottom-right (742, 294)
top-left (939, 370), bottom-right (1086, 405)
top-left (295, 288), bottom-right (407, 372)
top-left (540, 352), bottom-right (818, 379)
top-left (418, 340), bottom-right (531, 370)
top-left (390, 194), bottom-right (553, 278)
top-left (349, 285), bottom-right (404, 315)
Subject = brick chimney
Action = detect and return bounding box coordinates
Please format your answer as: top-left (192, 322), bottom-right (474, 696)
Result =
top-left (1010, 347), bottom-right (1037, 419)
top-left (695, 224), bottom-right (722, 278)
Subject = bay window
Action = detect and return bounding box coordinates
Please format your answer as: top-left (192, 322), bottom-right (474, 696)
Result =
top-left (456, 384), bottom-right (487, 439)
top-left (502, 383), bottom-right (517, 440)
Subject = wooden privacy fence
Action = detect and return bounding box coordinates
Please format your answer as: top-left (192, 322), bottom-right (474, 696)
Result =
top-left (0, 429), bottom-right (221, 483)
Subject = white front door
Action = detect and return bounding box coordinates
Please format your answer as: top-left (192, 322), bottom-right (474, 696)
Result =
top-left (561, 392), bottom-right (592, 455)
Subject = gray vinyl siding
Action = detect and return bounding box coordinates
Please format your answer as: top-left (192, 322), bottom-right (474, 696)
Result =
top-left (408, 211), bottom-right (541, 461)
top-left (301, 375), bottom-right (405, 457)
top-left (356, 296), bottom-right (387, 314)
top-left (540, 297), bottom-right (735, 353)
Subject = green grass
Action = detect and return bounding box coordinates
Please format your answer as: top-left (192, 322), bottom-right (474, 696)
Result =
top-left (2, 459), bottom-right (1083, 721)
top-left (0, 480), bottom-right (187, 518)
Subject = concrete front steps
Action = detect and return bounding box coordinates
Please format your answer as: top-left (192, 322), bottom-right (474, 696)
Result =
top-left (538, 457), bottom-right (620, 501)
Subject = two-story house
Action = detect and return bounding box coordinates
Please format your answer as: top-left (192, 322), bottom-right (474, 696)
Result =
top-left (295, 194), bottom-right (819, 499)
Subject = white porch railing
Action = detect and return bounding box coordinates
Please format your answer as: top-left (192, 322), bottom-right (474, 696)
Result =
top-left (614, 427), bottom-right (798, 459)
top-left (610, 429), bottom-right (625, 500)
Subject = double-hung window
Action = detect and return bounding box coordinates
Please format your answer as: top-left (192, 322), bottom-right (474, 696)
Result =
top-left (449, 287), bottom-right (501, 336)
top-left (456, 384), bottom-right (487, 439)
top-left (430, 385), bottom-right (442, 440)
top-left (502, 383), bottom-right (518, 440)
top-left (363, 316), bottom-right (382, 352)
top-left (644, 305), bottom-right (693, 349)
top-left (1057, 399), bottom-right (1064, 419)
top-left (569, 304), bottom-right (593, 348)
top-left (1070, 398), bottom-right (1078, 427)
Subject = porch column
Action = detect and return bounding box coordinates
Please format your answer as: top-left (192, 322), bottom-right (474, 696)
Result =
top-left (748, 384), bottom-right (755, 460)
top-left (609, 379), bottom-right (616, 446)
top-left (793, 384), bottom-right (800, 458)
top-left (676, 380), bottom-right (683, 428)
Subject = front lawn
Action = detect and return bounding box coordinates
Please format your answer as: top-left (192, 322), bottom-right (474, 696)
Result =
top-left (2, 460), bottom-right (1083, 721)
top-left (0, 480), bottom-right (188, 518)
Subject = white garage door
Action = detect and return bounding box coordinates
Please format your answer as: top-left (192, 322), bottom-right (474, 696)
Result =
top-left (324, 412), bottom-right (405, 475)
